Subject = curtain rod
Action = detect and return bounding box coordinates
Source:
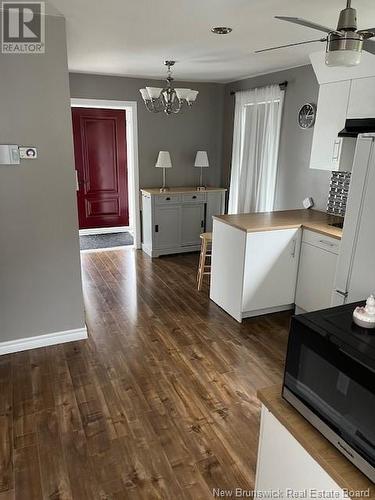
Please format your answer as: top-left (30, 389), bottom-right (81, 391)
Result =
top-left (230, 80), bottom-right (288, 96)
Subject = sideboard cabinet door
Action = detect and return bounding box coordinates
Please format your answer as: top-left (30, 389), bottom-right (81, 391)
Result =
top-left (154, 205), bottom-right (181, 249)
top-left (181, 204), bottom-right (204, 246)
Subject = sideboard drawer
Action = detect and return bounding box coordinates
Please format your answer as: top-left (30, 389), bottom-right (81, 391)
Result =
top-left (181, 193), bottom-right (207, 203)
top-left (155, 194), bottom-right (181, 205)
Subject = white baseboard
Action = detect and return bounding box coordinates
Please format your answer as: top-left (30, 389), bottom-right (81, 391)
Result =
top-left (141, 243), bottom-right (201, 258)
top-left (242, 304), bottom-right (294, 320)
top-left (79, 226), bottom-right (132, 236)
top-left (0, 326), bottom-right (88, 355)
top-left (80, 245), bottom-right (135, 254)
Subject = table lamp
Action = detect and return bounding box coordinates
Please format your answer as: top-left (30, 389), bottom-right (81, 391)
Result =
top-left (155, 151), bottom-right (172, 192)
top-left (194, 151), bottom-right (209, 191)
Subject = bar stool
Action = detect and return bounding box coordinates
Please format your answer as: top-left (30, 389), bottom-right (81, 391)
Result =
top-left (197, 232), bottom-right (212, 291)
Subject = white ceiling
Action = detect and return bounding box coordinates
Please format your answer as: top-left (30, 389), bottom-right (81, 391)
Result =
top-left (51, 0), bottom-right (375, 83)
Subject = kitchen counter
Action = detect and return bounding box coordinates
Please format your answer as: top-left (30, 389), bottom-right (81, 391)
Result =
top-left (258, 385), bottom-right (375, 499)
top-left (213, 209), bottom-right (343, 240)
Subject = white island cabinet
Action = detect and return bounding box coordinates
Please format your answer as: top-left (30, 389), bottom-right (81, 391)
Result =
top-left (210, 218), bottom-right (301, 322)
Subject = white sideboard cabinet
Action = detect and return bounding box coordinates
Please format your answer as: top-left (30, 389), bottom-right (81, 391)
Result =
top-left (141, 188), bottom-right (226, 257)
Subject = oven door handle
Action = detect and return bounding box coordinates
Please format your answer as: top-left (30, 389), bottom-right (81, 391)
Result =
top-left (339, 347), bottom-right (375, 374)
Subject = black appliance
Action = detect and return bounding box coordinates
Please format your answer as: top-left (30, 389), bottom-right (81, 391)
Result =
top-left (339, 118), bottom-right (375, 137)
top-left (283, 302), bottom-right (375, 482)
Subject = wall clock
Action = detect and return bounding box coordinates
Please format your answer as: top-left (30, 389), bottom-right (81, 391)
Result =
top-left (298, 103), bottom-right (316, 129)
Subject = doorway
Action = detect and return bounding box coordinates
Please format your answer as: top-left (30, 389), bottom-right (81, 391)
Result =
top-left (72, 107), bottom-right (129, 230)
top-left (71, 99), bottom-right (140, 249)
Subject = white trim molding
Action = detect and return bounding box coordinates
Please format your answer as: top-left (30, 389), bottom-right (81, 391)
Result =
top-left (79, 226), bottom-right (132, 236)
top-left (0, 327), bottom-right (88, 355)
top-left (71, 98), bottom-right (141, 249)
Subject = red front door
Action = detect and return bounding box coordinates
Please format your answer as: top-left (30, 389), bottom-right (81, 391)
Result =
top-left (72, 107), bottom-right (129, 229)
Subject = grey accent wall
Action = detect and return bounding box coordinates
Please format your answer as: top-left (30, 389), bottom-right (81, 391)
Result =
top-left (0, 14), bottom-right (85, 342)
top-left (69, 73), bottom-right (225, 188)
top-left (222, 65), bottom-right (331, 211)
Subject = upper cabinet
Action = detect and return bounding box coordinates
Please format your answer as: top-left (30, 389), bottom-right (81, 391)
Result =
top-left (309, 80), bottom-right (351, 171)
top-left (347, 76), bottom-right (375, 119)
top-left (309, 51), bottom-right (375, 171)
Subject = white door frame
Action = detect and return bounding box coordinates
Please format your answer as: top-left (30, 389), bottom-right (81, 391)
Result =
top-left (70, 98), bottom-right (141, 249)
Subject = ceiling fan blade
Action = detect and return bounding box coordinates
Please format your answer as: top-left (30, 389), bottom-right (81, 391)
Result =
top-left (255, 38), bottom-right (326, 54)
top-left (275, 16), bottom-right (336, 34)
top-left (363, 39), bottom-right (375, 55)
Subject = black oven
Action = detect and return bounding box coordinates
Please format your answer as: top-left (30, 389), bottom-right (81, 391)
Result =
top-left (283, 302), bottom-right (375, 482)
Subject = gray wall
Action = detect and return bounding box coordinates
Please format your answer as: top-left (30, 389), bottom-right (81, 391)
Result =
top-left (69, 73), bottom-right (225, 188)
top-left (0, 14), bottom-right (85, 342)
top-left (222, 65), bottom-right (331, 211)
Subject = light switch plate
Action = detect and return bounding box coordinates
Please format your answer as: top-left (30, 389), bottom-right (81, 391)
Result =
top-left (19, 147), bottom-right (37, 159)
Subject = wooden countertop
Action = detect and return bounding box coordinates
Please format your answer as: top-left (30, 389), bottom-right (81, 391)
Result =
top-left (258, 385), bottom-right (375, 498)
top-left (213, 209), bottom-right (343, 240)
top-left (141, 187), bottom-right (227, 195)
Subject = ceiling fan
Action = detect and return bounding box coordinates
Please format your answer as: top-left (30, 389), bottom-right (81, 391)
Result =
top-left (256, 0), bottom-right (375, 67)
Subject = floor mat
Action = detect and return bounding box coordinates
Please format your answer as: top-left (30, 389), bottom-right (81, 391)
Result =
top-left (80, 232), bottom-right (133, 251)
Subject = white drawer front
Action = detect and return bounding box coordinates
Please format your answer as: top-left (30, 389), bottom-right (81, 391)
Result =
top-left (302, 229), bottom-right (340, 254)
top-left (155, 194), bottom-right (181, 205)
top-left (181, 193), bottom-right (206, 203)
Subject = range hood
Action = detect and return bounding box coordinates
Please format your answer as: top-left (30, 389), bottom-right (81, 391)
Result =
top-left (339, 118), bottom-right (375, 137)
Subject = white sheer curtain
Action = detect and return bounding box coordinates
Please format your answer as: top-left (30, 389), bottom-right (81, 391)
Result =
top-left (228, 84), bottom-right (285, 214)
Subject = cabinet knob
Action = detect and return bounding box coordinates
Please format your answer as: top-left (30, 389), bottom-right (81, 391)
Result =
top-left (192, 195), bottom-right (197, 199)
top-left (166, 197), bottom-right (171, 201)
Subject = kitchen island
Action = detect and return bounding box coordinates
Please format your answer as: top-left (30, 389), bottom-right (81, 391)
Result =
top-left (210, 209), bottom-right (343, 322)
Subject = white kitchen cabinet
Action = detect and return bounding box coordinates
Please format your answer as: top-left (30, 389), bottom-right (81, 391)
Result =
top-left (210, 220), bottom-right (301, 322)
top-left (242, 229), bottom-right (301, 315)
top-left (295, 230), bottom-right (340, 313)
top-left (347, 76), bottom-right (375, 119)
top-left (310, 80), bottom-right (351, 171)
top-left (255, 405), bottom-right (345, 498)
top-left (141, 188), bottom-right (226, 257)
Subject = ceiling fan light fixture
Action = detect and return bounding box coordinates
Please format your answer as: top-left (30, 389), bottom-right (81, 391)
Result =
top-left (325, 49), bottom-right (362, 67)
top-left (325, 32), bottom-right (363, 66)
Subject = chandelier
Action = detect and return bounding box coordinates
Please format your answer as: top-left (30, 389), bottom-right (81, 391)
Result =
top-left (139, 61), bottom-right (199, 115)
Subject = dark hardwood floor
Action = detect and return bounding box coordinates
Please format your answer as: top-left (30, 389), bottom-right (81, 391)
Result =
top-left (0, 249), bottom-right (291, 499)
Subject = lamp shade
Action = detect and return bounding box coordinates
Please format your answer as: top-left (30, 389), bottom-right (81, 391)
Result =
top-left (175, 88), bottom-right (192, 100)
top-left (146, 87), bottom-right (163, 99)
top-left (139, 88), bottom-right (150, 100)
top-left (194, 151), bottom-right (209, 168)
top-left (187, 90), bottom-right (199, 103)
top-left (155, 151), bottom-right (172, 168)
